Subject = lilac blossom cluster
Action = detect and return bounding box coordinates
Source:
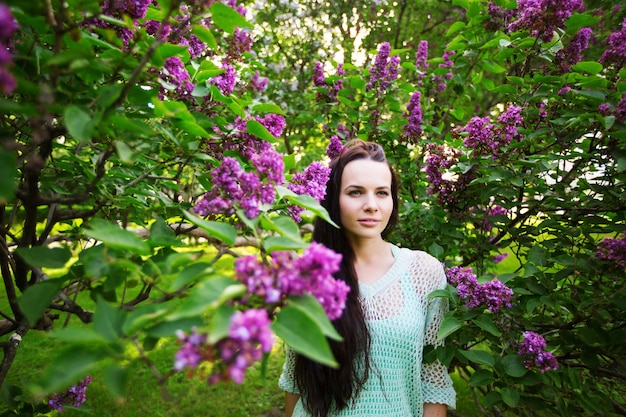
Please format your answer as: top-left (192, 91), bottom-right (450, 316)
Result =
top-left (414, 41), bottom-right (429, 86)
top-left (0, 3), bottom-right (17, 94)
top-left (492, 252), bottom-right (509, 264)
top-left (508, 0), bottom-right (584, 43)
top-left (366, 42), bottom-right (401, 94)
top-left (403, 91), bottom-right (423, 141)
top-left (445, 266), bottom-right (514, 313)
top-left (209, 308), bottom-right (274, 384)
top-left (174, 310), bottom-right (273, 385)
top-left (595, 232), bottom-right (626, 269)
top-left (248, 71), bottom-right (269, 93)
top-left (434, 51), bottom-right (455, 92)
top-left (235, 242), bottom-right (348, 320)
top-left (424, 143), bottom-right (468, 206)
top-left (194, 151), bottom-right (284, 219)
top-left (555, 27), bottom-right (593, 73)
top-left (326, 136), bottom-right (345, 160)
top-left (600, 18), bottom-right (626, 68)
top-left (312, 62), bottom-right (345, 102)
top-left (459, 105), bottom-right (524, 156)
top-left (518, 331), bottom-right (559, 373)
top-left (485, 1), bottom-right (517, 32)
top-left (479, 204), bottom-right (508, 232)
top-left (48, 376), bottom-right (93, 412)
top-left (288, 162), bottom-right (331, 222)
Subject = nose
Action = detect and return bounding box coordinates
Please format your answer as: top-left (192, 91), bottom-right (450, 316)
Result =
top-left (363, 192), bottom-right (378, 212)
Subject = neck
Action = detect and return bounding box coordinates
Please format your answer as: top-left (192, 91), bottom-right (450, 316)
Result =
top-left (349, 237), bottom-right (390, 264)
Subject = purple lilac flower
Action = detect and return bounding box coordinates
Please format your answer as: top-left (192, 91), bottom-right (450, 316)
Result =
top-left (160, 56), bottom-right (194, 99)
top-left (518, 331), bottom-right (559, 373)
top-left (48, 376), bottom-right (93, 412)
top-left (435, 51), bottom-right (455, 92)
top-left (210, 64), bottom-right (237, 95)
top-left (598, 103), bottom-right (611, 116)
top-left (480, 204), bottom-right (508, 232)
top-left (234, 243), bottom-right (346, 320)
top-left (425, 143), bottom-right (464, 205)
top-left (595, 232), bottom-right (626, 269)
top-left (104, 0), bottom-right (152, 19)
top-left (493, 253), bottom-right (509, 264)
top-left (0, 4), bottom-right (18, 40)
top-left (0, 3), bottom-right (17, 95)
top-left (144, 19), bottom-right (172, 39)
top-left (326, 135), bottom-right (344, 160)
top-left (445, 266), bottom-right (513, 312)
top-left (462, 116), bottom-right (497, 153)
top-left (211, 309), bottom-right (273, 384)
top-left (616, 94), bottom-right (626, 123)
top-left (288, 162), bottom-right (331, 222)
top-left (312, 62), bottom-right (344, 102)
top-left (257, 113), bottom-right (286, 138)
top-left (600, 18), bottom-right (626, 68)
top-left (508, 0), bottom-right (584, 43)
top-left (555, 27), bottom-right (592, 73)
top-left (558, 86), bottom-right (572, 96)
top-left (485, 1), bottom-right (517, 32)
top-left (482, 279), bottom-right (514, 312)
top-left (336, 122), bottom-right (350, 139)
top-left (415, 41), bottom-right (429, 71)
top-left (249, 71), bottom-right (268, 93)
top-left (174, 328), bottom-right (207, 371)
top-left (226, 28), bottom-right (253, 62)
top-left (366, 42), bottom-right (401, 93)
top-left (313, 62), bottom-right (326, 87)
top-left (403, 91), bottom-right (423, 141)
top-left (227, 0), bottom-right (246, 17)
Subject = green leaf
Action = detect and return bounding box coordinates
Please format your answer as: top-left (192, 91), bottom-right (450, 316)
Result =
top-left (169, 262), bottom-right (214, 291)
top-left (527, 244), bottom-right (548, 267)
top-left (50, 327), bottom-right (109, 344)
top-left (210, 3), bottom-right (253, 34)
top-left (473, 314), bottom-right (502, 337)
top-left (261, 215), bottom-right (301, 239)
top-left (14, 246), bottom-right (72, 269)
top-left (468, 369), bottom-right (494, 386)
top-left (263, 236), bottom-right (308, 252)
top-left (83, 219), bottom-right (151, 256)
top-left (122, 302), bottom-right (172, 335)
top-left (18, 280), bottom-right (63, 325)
top-left (146, 317), bottom-right (204, 338)
top-left (459, 349), bottom-right (495, 367)
top-left (208, 304), bottom-right (237, 343)
top-left (501, 354), bottom-right (528, 377)
top-left (169, 277), bottom-right (245, 320)
top-left (276, 187), bottom-right (338, 227)
top-left (287, 294), bottom-right (342, 341)
top-left (501, 387), bottom-right (520, 407)
top-left (148, 218), bottom-right (182, 248)
top-left (63, 105), bottom-right (92, 142)
top-left (31, 346), bottom-right (106, 396)
top-left (0, 149), bottom-right (17, 203)
top-left (191, 24), bottom-right (218, 50)
top-left (272, 305), bottom-right (337, 368)
top-left (103, 365), bottom-right (129, 399)
top-left (93, 297), bottom-right (126, 342)
top-left (438, 316), bottom-right (463, 339)
top-left (571, 61), bottom-right (603, 75)
top-left (246, 119), bottom-right (278, 142)
top-left (115, 140), bottom-right (134, 163)
top-left (252, 103), bottom-right (285, 116)
top-left (183, 211), bottom-right (237, 245)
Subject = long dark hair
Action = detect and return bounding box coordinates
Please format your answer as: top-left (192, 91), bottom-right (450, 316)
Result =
top-left (294, 140), bottom-right (400, 417)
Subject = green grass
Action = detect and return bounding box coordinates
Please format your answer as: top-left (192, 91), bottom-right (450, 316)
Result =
top-left (1, 329), bottom-right (481, 416)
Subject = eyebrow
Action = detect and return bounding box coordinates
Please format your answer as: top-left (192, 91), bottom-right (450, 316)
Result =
top-left (344, 185), bottom-right (391, 190)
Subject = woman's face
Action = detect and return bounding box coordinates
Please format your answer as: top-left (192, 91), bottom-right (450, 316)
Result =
top-left (339, 158), bottom-right (394, 244)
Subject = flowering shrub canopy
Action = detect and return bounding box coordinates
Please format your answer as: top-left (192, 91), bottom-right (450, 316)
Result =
top-left (0, 0), bottom-right (625, 416)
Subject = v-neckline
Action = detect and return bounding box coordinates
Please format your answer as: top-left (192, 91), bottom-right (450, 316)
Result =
top-left (358, 243), bottom-right (404, 299)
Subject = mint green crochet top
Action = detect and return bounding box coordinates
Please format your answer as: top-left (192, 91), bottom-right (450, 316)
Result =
top-left (278, 244), bottom-right (456, 417)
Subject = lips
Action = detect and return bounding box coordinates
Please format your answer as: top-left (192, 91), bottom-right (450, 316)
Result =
top-left (358, 219), bottom-right (380, 227)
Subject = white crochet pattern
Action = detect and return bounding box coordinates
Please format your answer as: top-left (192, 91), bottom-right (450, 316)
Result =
top-left (279, 244), bottom-right (456, 417)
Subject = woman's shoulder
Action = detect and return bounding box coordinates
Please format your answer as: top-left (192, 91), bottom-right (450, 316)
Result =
top-left (392, 244), bottom-right (446, 289)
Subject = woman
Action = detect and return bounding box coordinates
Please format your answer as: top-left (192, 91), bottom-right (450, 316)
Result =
top-left (279, 140), bottom-right (456, 417)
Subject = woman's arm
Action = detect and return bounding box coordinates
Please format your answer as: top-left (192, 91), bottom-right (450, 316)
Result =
top-left (285, 392), bottom-right (300, 417)
top-left (424, 402), bottom-right (447, 417)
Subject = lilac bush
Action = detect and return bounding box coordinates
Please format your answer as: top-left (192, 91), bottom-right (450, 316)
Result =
top-left (47, 376), bottom-right (92, 412)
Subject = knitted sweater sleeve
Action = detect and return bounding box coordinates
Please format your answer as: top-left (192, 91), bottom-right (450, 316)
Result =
top-left (418, 252), bottom-right (457, 408)
top-left (278, 345), bottom-right (300, 394)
